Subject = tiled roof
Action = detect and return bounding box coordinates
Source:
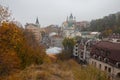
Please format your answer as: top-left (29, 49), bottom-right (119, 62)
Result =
top-left (92, 41), bottom-right (120, 62)
top-left (95, 41), bottom-right (120, 51)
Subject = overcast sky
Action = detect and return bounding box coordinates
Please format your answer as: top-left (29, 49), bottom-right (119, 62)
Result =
top-left (0, 0), bottom-right (120, 27)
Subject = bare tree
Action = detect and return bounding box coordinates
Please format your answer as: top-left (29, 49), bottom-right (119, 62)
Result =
top-left (0, 5), bottom-right (11, 23)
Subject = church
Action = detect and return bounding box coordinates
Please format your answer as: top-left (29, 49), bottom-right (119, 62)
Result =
top-left (25, 18), bottom-right (45, 43)
top-left (61, 14), bottom-right (81, 38)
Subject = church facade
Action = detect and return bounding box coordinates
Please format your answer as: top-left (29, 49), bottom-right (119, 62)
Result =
top-left (61, 14), bottom-right (89, 38)
top-left (61, 13), bottom-right (77, 38)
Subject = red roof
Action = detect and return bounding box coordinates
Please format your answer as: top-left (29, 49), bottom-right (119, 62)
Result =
top-left (95, 41), bottom-right (120, 51)
top-left (93, 41), bottom-right (120, 61)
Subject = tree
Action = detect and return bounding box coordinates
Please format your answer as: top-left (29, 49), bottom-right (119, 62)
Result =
top-left (0, 5), bottom-right (11, 23)
top-left (0, 22), bottom-right (47, 76)
top-left (0, 22), bottom-right (23, 75)
top-left (62, 38), bottom-right (75, 53)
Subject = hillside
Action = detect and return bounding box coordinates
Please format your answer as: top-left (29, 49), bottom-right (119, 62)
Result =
top-left (88, 12), bottom-right (120, 37)
top-left (6, 59), bottom-right (107, 80)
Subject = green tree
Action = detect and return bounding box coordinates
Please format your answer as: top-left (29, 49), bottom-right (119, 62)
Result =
top-left (62, 38), bottom-right (75, 53)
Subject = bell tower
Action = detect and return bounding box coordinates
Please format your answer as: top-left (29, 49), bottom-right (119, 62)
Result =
top-left (35, 17), bottom-right (40, 27)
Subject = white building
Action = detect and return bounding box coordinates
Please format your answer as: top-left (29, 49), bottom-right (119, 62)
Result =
top-left (73, 39), bottom-right (96, 64)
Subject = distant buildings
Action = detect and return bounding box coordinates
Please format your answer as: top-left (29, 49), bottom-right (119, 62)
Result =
top-left (73, 37), bottom-right (120, 80)
top-left (61, 13), bottom-right (90, 38)
top-left (50, 34), bottom-right (63, 48)
top-left (76, 21), bottom-right (90, 31)
top-left (41, 25), bottom-right (63, 48)
top-left (44, 24), bottom-right (61, 35)
top-left (73, 37), bottom-right (98, 64)
top-left (61, 13), bottom-right (76, 38)
top-left (25, 18), bottom-right (44, 43)
top-left (108, 33), bottom-right (120, 43)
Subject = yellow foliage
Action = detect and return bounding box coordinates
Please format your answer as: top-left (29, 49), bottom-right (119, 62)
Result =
top-left (0, 22), bottom-right (46, 77)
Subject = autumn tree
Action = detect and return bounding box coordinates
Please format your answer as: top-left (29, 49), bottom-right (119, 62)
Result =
top-left (0, 22), bottom-right (23, 75)
top-left (0, 22), bottom-right (46, 76)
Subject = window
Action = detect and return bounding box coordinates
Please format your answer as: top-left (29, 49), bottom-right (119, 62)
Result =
top-left (104, 58), bottom-right (109, 63)
top-left (98, 56), bottom-right (102, 61)
top-left (93, 54), bottom-right (97, 59)
top-left (116, 73), bottom-right (120, 78)
top-left (81, 52), bottom-right (83, 55)
top-left (99, 64), bottom-right (101, 69)
top-left (117, 40), bottom-right (120, 42)
top-left (92, 61), bottom-right (94, 64)
top-left (100, 49), bottom-right (104, 54)
top-left (118, 63), bottom-right (120, 68)
top-left (108, 67), bottom-right (111, 73)
top-left (75, 53), bottom-right (77, 55)
top-left (116, 62), bottom-right (120, 68)
top-left (81, 56), bottom-right (83, 58)
top-left (76, 49), bottom-right (78, 51)
top-left (94, 62), bottom-right (96, 67)
top-left (105, 51), bottom-right (110, 56)
top-left (105, 66), bottom-right (107, 71)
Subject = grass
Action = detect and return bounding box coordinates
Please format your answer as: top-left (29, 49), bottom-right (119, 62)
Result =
top-left (5, 59), bottom-right (108, 80)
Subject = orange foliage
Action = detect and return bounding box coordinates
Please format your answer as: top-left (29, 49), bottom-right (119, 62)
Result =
top-left (0, 22), bottom-right (47, 76)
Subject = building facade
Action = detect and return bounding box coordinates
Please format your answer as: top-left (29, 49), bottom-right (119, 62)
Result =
top-left (89, 41), bottom-right (120, 80)
top-left (73, 38), bottom-right (97, 64)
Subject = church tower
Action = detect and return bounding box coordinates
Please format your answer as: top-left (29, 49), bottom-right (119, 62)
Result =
top-left (69, 13), bottom-right (73, 21)
top-left (35, 17), bottom-right (40, 27)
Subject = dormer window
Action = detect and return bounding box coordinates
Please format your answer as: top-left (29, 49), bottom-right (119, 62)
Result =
top-left (93, 54), bottom-right (97, 59)
top-left (104, 58), bottom-right (109, 63)
top-left (105, 51), bottom-right (110, 56)
top-left (98, 56), bottom-right (102, 61)
top-left (116, 62), bottom-right (120, 68)
top-left (100, 49), bottom-right (104, 54)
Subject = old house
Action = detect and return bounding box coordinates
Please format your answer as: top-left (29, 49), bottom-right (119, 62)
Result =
top-left (89, 41), bottom-right (120, 80)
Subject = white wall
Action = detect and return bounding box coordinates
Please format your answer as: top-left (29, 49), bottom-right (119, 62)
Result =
top-left (89, 58), bottom-right (120, 77)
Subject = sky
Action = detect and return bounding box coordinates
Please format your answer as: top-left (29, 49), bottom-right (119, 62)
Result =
top-left (0, 0), bottom-right (120, 27)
